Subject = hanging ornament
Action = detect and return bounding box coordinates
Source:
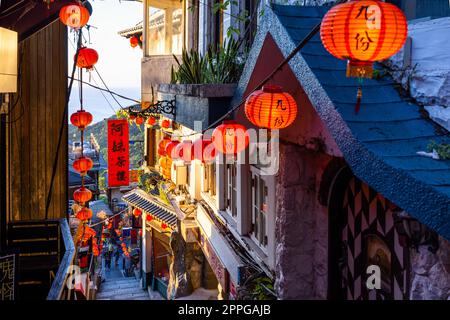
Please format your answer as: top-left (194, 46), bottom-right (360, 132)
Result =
top-left (158, 138), bottom-right (171, 157)
top-left (135, 116), bottom-right (144, 126)
top-left (59, 3), bottom-right (91, 29)
top-left (133, 208), bottom-right (142, 218)
top-left (165, 140), bottom-right (180, 159)
top-left (173, 140), bottom-right (193, 163)
top-left (83, 225), bottom-right (96, 240)
top-left (245, 85), bottom-right (297, 129)
top-left (146, 214), bottom-right (153, 222)
top-left (130, 36), bottom-right (139, 48)
top-left (70, 110), bottom-right (93, 130)
top-left (73, 186), bottom-right (92, 205)
top-left (73, 156), bottom-right (93, 176)
top-left (147, 116), bottom-right (157, 126)
top-left (75, 207), bottom-right (93, 221)
top-left (212, 121), bottom-right (250, 156)
top-left (158, 156), bottom-right (172, 179)
top-left (193, 138), bottom-right (217, 163)
top-left (320, 1), bottom-right (407, 113)
top-left (161, 223), bottom-right (168, 230)
top-left (129, 114), bottom-right (136, 121)
top-left (76, 47), bottom-right (99, 70)
top-left (161, 119), bottom-right (171, 129)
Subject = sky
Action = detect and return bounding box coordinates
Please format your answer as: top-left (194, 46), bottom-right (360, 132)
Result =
top-left (68, 0), bottom-right (143, 122)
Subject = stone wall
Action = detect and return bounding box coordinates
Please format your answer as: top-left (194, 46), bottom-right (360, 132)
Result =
top-left (409, 236), bottom-right (450, 300)
top-left (275, 143), bottom-right (332, 299)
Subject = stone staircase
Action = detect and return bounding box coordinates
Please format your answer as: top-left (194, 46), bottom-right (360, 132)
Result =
top-left (96, 277), bottom-right (150, 300)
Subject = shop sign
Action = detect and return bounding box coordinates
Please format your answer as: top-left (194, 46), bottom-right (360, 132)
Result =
top-left (0, 254), bottom-right (17, 300)
top-left (107, 120), bottom-right (129, 187)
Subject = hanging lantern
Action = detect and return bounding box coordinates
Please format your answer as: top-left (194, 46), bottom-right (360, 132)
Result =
top-left (212, 121), bottom-right (249, 156)
top-left (139, 230), bottom-right (142, 237)
top-left (158, 156), bottom-right (172, 179)
top-left (245, 85), bottom-right (297, 129)
top-left (158, 138), bottom-right (171, 157)
top-left (73, 156), bottom-right (93, 176)
top-left (173, 140), bottom-right (193, 162)
top-left (161, 223), bottom-right (168, 230)
top-left (83, 225), bottom-right (96, 240)
top-left (146, 214), bottom-right (153, 222)
top-left (76, 47), bottom-right (98, 70)
top-left (133, 208), bottom-right (142, 218)
top-left (161, 119), bottom-right (171, 129)
top-left (147, 116), bottom-right (157, 126)
top-left (193, 138), bottom-right (216, 163)
top-left (165, 140), bottom-right (180, 159)
top-left (130, 36), bottom-right (139, 48)
top-left (129, 114), bottom-right (136, 121)
top-left (75, 207), bottom-right (93, 221)
top-left (70, 110), bottom-right (93, 130)
top-left (119, 237), bottom-right (123, 241)
top-left (135, 116), bottom-right (144, 125)
top-left (320, 1), bottom-right (407, 79)
top-left (73, 186), bottom-right (92, 205)
top-left (59, 3), bottom-right (90, 29)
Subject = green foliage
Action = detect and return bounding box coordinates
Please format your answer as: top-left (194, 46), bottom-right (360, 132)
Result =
top-left (251, 277), bottom-right (276, 300)
top-left (171, 38), bottom-right (244, 84)
top-left (427, 140), bottom-right (450, 160)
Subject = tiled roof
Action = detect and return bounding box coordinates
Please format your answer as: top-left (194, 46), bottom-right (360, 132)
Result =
top-left (118, 22), bottom-right (143, 37)
top-left (123, 189), bottom-right (177, 229)
top-left (237, 4), bottom-right (450, 239)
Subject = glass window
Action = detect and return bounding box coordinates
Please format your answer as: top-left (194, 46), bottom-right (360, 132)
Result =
top-left (147, 1), bottom-right (184, 55)
top-left (250, 172), bottom-right (268, 248)
top-left (225, 163), bottom-right (237, 218)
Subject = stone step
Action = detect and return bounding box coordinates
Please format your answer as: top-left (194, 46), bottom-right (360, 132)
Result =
top-left (100, 281), bottom-right (140, 291)
top-left (96, 287), bottom-right (146, 299)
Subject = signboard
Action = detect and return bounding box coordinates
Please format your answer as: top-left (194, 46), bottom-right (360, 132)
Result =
top-left (199, 230), bottom-right (229, 292)
top-left (107, 120), bottom-right (129, 187)
top-left (0, 254), bottom-right (17, 300)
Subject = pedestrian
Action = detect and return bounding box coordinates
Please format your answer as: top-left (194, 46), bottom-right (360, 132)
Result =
top-left (115, 247), bottom-right (120, 267)
top-left (105, 250), bottom-right (111, 270)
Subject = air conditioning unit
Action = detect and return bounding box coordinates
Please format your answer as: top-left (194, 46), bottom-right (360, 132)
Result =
top-left (0, 28), bottom-right (18, 93)
top-left (172, 165), bottom-right (187, 186)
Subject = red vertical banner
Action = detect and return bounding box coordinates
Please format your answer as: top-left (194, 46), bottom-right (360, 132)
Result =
top-left (108, 120), bottom-right (129, 187)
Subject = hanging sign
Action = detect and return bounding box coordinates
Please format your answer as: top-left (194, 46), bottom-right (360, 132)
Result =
top-left (108, 120), bottom-right (129, 187)
top-left (0, 254), bottom-right (18, 300)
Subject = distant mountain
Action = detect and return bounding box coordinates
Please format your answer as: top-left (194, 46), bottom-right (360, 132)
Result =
top-left (69, 115), bottom-right (144, 168)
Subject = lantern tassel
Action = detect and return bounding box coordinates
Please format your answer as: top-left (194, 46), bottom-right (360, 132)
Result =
top-left (355, 86), bottom-right (362, 115)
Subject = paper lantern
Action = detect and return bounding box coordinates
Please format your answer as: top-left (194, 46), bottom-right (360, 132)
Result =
top-left (159, 156), bottom-right (172, 179)
top-left (83, 226), bottom-right (96, 240)
top-left (70, 110), bottom-right (93, 130)
top-left (147, 116), bottom-right (157, 126)
top-left (245, 85), bottom-right (297, 129)
top-left (73, 186), bottom-right (92, 204)
top-left (173, 140), bottom-right (193, 162)
top-left (212, 121), bottom-right (249, 155)
top-left (133, 208), bottom-right (142, 218)
top-left (129, 114), bottom-right (136, 120)
top-left (130, 36), bottom-right (139, 48)
top-left (146, 214), bottom-right (153, 222)
top-left (73, 156), bottom-right (93, 175)
top-left (158, 138), bottom-right (171, 157)
top-left (59, 3), bottom-right (90, 29)
top-left (135, 116), bottom-right (144, 125)
top-left (165, 141), bottom-right (180, 159)
top-left (320, 0), bottom-right (407, 79)
top-left (75, 207), bottom-right (93, 221)
top-left (76, 47), bottom-right (98, 70)
top-left (192, 138), bottom-right (217, 163)
top-left (161, 223), bottom-right (168, 230)
top-left (161, 119), bottom-right (171, 129)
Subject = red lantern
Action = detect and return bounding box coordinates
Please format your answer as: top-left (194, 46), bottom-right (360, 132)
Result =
top-left (133, 208), bottom-right (142, 218)
top-left (83, 226), bottom-right (96, 240)
top-left (212, 121), bottom-right (249, 155)
top-left (135, 116), bottom-right (144, 125)
top-left (119, 237), bottom-right (123, 241)
top-left (146, 215), bottom-right (153, 222)
top-left (130, 36), bottom-right (139, 48)
top-left (245, 85), bottom-right (297, 129)
top-left (193, 138), bottom-right (216, 163)
top-left (115, 229), bottom-right (121, 236)
top-left (161, 119), bottom-right (171, 129)
top-left (147, 116), bottom-right (157, 126)
top-left (73, 156), bottom-right (93, 176)
top-left (76, 47), bottom-right (98, 70)
top-left (158, 138), bottom-right (171, 157)
top-left (173, 140), bottom-right (193, 162)
top-left (75, 207), bottom-right (93, 221)
top-left (129, 114), bottom-right (136, 120)
top-left (73, 186), bottom-right (92, 204)
top-left (320, 1), bottom-right (407, 79)
top-left (165, 140), bottom-right (180, 159)
top-left (59, 3), bottom-right (90, 29)
top-left (70, 110), bottom-right (93, 130)
top-left (161, 223), bottom-right (168, 230)
top-left (139, 230), bottom-right (142, 237)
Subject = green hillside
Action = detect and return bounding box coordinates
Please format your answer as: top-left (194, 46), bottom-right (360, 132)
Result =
top-left (69, 115), bottom-right (145, 167)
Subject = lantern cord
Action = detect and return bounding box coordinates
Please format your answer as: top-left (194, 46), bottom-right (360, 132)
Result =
top-left (45, 29), bottom-right (83, 221)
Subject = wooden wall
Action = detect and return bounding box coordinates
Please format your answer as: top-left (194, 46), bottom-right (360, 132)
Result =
top-left (6, 20), bottom-right (68, 221)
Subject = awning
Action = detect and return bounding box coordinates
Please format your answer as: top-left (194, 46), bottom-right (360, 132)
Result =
top-left (123, 189), bottom-right (177, 230)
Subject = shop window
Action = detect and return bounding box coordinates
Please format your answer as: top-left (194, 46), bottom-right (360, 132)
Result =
top-left (204, 162), bottom-right (216, 198)
top-left (250, 171), bottom-right (268, 248)
top-left (147, 0), bottom-right (184, 55)
top-left (225, 163), bottom-right (237, 218)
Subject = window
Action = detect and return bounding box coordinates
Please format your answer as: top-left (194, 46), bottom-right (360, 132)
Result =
top-left (225, 163), bottom-right (237, 218)
top-left (250, 171), bottom-right (268, 248)
top-left (147, 1), bottom-right (184, 55)
top-left (204, 162), bottom-right (216, 197)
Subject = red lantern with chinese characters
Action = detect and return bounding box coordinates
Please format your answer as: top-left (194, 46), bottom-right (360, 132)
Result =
top-left (59, 3), bottom-right (90, 29)
top-left (76, 47), bottom-right (98, 70)
top-left (161, 119), bottom-right (171, 129)
top-left (75, 207), bottom-right (93, 221)
top-left (212, 121), bottom-right (250, 155)
top-left (245, 85), bottom-right (297, 129)
top-left (320, 1), bottom-right (407, 79)
top-left (70, 110), bottom-right (93, 130)
top-left (73, 186), bottom-right (92, 204)
top-left (165, 141), bottom-right (180, 159)
top-left (161, 223), bottom-right (168, 230)
top-left (73, 156), bottom-right (93, 176)
top-left (146, 214), bottom-right (153, 222)
top-left (193, 138), bottom-right (216, 163)
top-left (135, 116), bottom-right (144, 125)
top-left (147, 116), bottom-right (157, 126)
top-left (133, 208), bottom-right (142, 218)
top-left (130, 36), bottom-right (139, 48)
top-left (173, 140), bottom-right (193, 162)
